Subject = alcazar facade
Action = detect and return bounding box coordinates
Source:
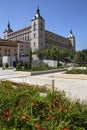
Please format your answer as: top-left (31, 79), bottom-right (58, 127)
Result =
top-left (3, 7), bottom-right (75, 53)
top-left (0, 7), bottom-right (75, 66)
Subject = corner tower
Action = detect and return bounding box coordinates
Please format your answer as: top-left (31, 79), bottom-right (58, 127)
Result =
top-left (30, 7), bottom-right (45, 52)
top-left (3, 21), bottom-right (13, 39)
top-left (68, 29), bottom-right (75, 52)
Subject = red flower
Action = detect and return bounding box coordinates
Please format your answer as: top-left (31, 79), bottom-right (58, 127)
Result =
top-left (20, 114), bottom-right (30, 122)
top-left (62, 127), bottom-right (69, 130)
top-left (3, 109), bottom-right (13, 115)
top-left (52, 97), bottom-right (59, 102)
top-left (34, 123), bottom-right (40, 129)
top-left (5, 116), bottom-right (11, 122)
top-left (2, 109), bottom-right (13, 122)
top-left (66, 107), bottom-right (70, 112)
top-left (32, 101), bottom-right (38, 107)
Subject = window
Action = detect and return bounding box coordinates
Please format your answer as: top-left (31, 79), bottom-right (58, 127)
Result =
top-left (25, 36), bottom-right (26, 40)
top-left (8, 49), bottom-right (10, 52)
top-left (34, 42), bottom-right (36, 46)
top-left (34, 22), bottom-right (36, 26)
top-left (41, 22), bottom-right (43, 26)
top-left (20, 48), bottom-right (23, 52)
top-left (34, 27), bottom-right (36, 31)
top-left (22, 36), bottom-right (24, 40)
top-left (34, 33), bottom-right (36, 38)
top-left (41, 27), bottom-right (43, 30)
top-left (5, 49), bottom-right (7, 52)
top-left (8, 54), bottom-right (10, 56)
top-left (41, 34), bottom-right (42, 38)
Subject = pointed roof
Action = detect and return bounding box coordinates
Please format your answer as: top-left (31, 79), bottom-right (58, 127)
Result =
top-left (3, 21), bottom-right (13, 33)
top-left (36, 6), bottom-right (40, 16)
top-left (36, 6), bottom-right (40, 17)
top-left (7, 21), bottom-right (13, 32)
top-left (32, 6), bottom-right (44, 21)
top-left (7, 21), bottom-right (11, 31)
top-left (70, 28), bottom-right (72, 34)
top-left (68, 28), bottom-right (74, 38)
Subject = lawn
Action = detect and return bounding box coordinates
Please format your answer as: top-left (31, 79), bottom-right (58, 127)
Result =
top-left (66, 69), bottom-right (87, 75)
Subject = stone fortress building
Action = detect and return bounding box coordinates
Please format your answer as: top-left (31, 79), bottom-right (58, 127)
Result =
top-left (3, 7), bottom-right (75, 53)
top-left (0, 7), bottom-right (75, 67)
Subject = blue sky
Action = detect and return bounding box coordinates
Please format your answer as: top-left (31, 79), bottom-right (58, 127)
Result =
top-left (0, 0), bottom-right (87, 50)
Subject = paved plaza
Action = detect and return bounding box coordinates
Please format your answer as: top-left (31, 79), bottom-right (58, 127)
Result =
top-left (0, 69), bottom-right (87, 101)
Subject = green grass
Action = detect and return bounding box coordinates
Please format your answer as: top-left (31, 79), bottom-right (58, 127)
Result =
top-left (17, 64), bottom-right (65, 72)
top-left (66, 69), bottom-right (87, 75)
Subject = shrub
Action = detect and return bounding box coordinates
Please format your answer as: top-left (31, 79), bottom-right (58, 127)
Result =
top-left (16, 63), bottom-right (22, 71)
top-left (0, 81), bottom-right (87, 129)
top-left (31, 65), bottom-right (54, 71)
top-left (5, 63), bottom-right (9, 68)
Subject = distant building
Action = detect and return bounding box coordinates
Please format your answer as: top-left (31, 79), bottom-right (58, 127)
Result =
top-left (0, 39), bottom-right (30, 66)
top-left (3, 7), bottom-right (75, 53)
top-left (0, 39), bottom-right (17, 66)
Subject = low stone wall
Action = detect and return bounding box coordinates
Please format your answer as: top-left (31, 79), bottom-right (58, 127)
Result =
top-left (26, 77), bottom-right (55, 90)
top-left (31, 68), bottom-right (68, 75)
top-left (9, 76), bottom-right (55, 90)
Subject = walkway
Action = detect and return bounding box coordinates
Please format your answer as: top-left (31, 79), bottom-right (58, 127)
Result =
top-left (0, 69), bottom-right (87, 101)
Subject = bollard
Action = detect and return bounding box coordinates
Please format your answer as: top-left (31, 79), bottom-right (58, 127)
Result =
top-left (52, 79), bottom-right (55, 91)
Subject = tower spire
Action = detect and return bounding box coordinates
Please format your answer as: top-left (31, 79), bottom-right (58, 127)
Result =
top-left (7, 21), bottom-right (11, 31)
top-left (68, 28), bottom-right (74, 38)
top-left (36, 6), bottom-right (40, 17)
top-left (70, 28), bottom-right (73, 34)
top-left (7, 21), bottom-right (13, 32)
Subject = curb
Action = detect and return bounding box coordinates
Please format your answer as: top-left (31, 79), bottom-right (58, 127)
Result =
top-left (31, 68), bottom-right (68, 75)
top-left (55, 74), bottom-right (87, 80)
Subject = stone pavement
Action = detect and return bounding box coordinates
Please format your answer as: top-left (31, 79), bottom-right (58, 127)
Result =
top-left (0, 69), bottom-right (87, 101)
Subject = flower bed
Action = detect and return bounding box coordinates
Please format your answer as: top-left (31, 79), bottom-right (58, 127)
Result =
top-left (0, 81), bottom-right (87, 130)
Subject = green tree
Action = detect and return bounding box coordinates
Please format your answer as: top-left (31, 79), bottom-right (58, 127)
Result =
top-left (75, 51), bottom-right (85, 66)
top-left (37, 50), bottom-right (43, 66)
top-left (73, 52), bottom-right (79, 67)
top-left (50, 46), bottom-right (60, 67)
top-left (74, 49), bottom-right (87, 66)
top-left (60, 50), bottom-right (74, 63)
top-left (81, 49), bottom-right (87, 65)
top-left (24, 62), bottom-right (28, 70)
top-left (56, 49), bottom-right (60, 67)
top-left (45, 48), bottom-right (51, 59)
top-left (50, 46), bottom-right (57, 67)
top-left (28, 48), bottom-right (32, 70)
